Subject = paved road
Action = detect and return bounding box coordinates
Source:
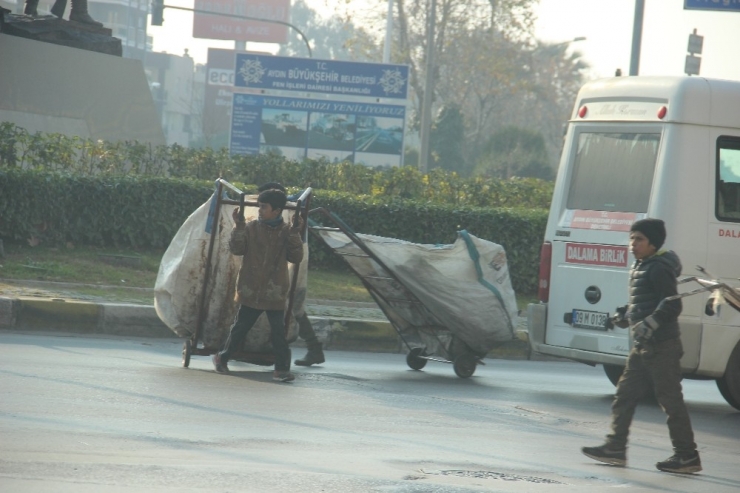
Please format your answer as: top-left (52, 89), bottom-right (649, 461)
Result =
top-left (1, 331), bottom-right (739, 492)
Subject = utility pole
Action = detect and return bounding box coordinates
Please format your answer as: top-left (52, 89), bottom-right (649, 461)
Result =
top-left (419, 0), bottom-right (436, 174)
top-left (383, 0), bottom-right (393, 63)
top-left (629, 0), bottom-right (644, 76)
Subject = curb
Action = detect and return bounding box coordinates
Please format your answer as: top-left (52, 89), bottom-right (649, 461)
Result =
top-left (0, 295), bottom-right (531, 359)
top-left (0, 295), bottom-right (400, 351)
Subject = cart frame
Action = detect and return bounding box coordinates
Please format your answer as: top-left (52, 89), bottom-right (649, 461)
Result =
top-left (181, 178), bottom-right (312, 367)
top-left (666, 265), bottom-right (740, 315)
top-left (307, 207), bottom-right (486, 378)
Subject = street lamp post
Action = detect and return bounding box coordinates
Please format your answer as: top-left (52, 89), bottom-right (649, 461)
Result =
top-left (630, 0), bottom-right (645, 75)
top-left (383, 0), bottom-right (393, 63)
top-left (419, 0), bottom-right (436, 174)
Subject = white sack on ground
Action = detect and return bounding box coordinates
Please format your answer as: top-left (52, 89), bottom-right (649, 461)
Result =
top-left (314, 229), bottom-right (517, 356)
top-left (154, 193), bottom-right (307, 353)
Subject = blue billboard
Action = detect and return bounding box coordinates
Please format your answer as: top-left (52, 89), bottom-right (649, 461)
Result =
top-left (230, 94), bottom-right (406, 167)
top-left (234, 54), bottom-right (409, 100)
top-left (684, 0), bottom-right (740, 11)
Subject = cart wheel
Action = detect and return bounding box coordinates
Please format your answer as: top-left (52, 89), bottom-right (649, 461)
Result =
top-left (406, 347), bottom-right (428, 370)
top-left (182, 340), bottom-right (192, 368)
top-left (453, 353), bottom-right (477, 378)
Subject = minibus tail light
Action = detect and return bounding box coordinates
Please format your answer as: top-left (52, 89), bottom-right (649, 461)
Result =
top-left (538, 241), bottom-right (552, 303)
top-left (657, 106), bottom-right (667, 119)
top-left (578, 105), bottom-right (588, 118)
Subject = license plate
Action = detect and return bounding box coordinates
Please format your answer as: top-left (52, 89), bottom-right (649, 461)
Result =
top-left (571, 309), bottom-right (608, 330)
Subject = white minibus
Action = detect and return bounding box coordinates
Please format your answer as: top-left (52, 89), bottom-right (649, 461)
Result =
top-left (527, 76), bottom-right (740, 410)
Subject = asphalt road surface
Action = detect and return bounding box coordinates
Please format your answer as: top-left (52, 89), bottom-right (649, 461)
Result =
top-left (1, 331), bottom-right (739, 493)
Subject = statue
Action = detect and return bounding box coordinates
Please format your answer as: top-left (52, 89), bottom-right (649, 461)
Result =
top-left (24, 0), bottom-right (103, 28)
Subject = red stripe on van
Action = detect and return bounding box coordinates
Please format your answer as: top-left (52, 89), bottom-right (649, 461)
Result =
top-left (566, 210), bottom-right (638, 231)
top-left (565, 243), bottom-right (628, 267)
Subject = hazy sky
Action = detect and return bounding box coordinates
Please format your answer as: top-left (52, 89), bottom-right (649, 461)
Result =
top-left (151, 0), bottom-right (740, 82)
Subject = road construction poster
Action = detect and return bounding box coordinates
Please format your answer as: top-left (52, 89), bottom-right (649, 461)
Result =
top-left (230, 93), bottom-right (406, 168)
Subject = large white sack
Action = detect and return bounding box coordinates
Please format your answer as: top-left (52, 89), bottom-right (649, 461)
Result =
top-left (313, 228), bottom-right (517, 357)
top-left (154, 193), bottom-right (307, 354)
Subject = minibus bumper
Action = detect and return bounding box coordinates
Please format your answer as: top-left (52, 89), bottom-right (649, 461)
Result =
top-left (526, 303), bottom-right (547, 350)
top-left (526, 302), bottom-right (628, 366)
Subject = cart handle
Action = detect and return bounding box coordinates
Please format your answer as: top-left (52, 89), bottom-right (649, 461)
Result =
top-left (283, 188), bottom-right (312, 334)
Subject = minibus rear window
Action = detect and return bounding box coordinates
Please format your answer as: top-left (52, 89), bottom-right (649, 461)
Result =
top-left (566, 132), bottom-right (660, 212)
top-left (717, 138), bottom-right (740, 222)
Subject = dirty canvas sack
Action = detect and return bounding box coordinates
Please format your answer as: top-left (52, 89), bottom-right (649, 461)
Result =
top-left (313, 228), bottom-right (517, 357)
top-left (154, 194), bottom-right (307, 353)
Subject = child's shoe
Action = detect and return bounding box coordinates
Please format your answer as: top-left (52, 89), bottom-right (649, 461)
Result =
top-left (273, 370), bottom-right (295, 382)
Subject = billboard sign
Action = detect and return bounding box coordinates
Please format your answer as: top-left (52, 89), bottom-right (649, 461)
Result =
top-left (230, 94), bottom-right (406, 167)
top-left (203, 48), bottom-right (270, 149)
top-left (193, 0), bottom-right (290, 43)
top-left (234, 54), bottom-right (409, 100)
top-left (684, 0), bottom-right (740, 12)
top-left (203, 48), bottom-right (237, 148)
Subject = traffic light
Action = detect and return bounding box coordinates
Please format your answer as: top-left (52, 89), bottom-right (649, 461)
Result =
top-left (151, 0), bottom-right (164, 26)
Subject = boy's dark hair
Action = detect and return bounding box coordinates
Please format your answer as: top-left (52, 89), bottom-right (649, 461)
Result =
top-left (258, 182), bottom-right (287, 193)
top-left (258, 189), bottom-right (287, 211)
top-left (630, 218), bottom-right (666, 250)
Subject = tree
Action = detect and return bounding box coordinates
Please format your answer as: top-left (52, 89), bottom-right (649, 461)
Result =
top-left (278, 0), bottom-right (382, 61)
top-left (394, 0), bottom-right (536, 121)
top-left (474, 126), bottom-right (553, 180)
top-left (335, 0), bottom-right (538, 169)
top-left (430, 103), bottom-right (467, 174)
top-left (311, 0), bottom-right (587, 174)
top-left (521, 42), bottom-right (589, 169)
top-left (435, 29), bottom-right (533, 166)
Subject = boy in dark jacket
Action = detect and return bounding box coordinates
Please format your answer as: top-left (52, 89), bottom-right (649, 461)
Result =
top-left (582, 218), bottom-right (701, 474)
top-left (257, 182), bottom-right (325, 367)
top-left (212, 189), bottom-right (304, 382)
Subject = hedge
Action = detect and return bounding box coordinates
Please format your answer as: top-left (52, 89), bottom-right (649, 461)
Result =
top-left (0, 169), bottom-right (547, 293)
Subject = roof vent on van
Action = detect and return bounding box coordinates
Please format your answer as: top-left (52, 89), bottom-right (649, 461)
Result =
top-left (578, 105), bottom-right (588, 118)
top-left (657, 106), bottom-right (667, 119)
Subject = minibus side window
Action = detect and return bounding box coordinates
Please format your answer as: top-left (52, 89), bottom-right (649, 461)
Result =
top-left (566, 132), bottom-right (660, 213)
top-left (717, 137), bottom-right (740, 222)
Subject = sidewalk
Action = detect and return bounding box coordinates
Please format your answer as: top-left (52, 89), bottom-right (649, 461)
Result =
top-left (0, 279), bottom-right (532, 359)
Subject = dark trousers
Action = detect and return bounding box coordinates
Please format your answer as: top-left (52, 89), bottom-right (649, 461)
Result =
top-left (219, 305), bottom-right (291, 372)
top-left (607, 337), bottom-right (697, 455)
top-left (296, 312), bottom-right (319, 345)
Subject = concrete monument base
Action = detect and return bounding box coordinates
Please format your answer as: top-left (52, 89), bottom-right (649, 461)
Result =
top-left (0, 9), bottom-right (120, 56)
top-left (0, 30), bottom-right (164, 145)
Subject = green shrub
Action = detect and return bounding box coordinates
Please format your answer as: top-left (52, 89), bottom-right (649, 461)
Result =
top-left (0, 170), bottom-right (546, 293)
top-left (0, 123), bottom-right (553, 209)
top-left (0, 124), bottom-right (553, 293)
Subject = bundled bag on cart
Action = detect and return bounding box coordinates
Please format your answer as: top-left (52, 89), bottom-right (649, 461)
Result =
top-left (154, 189), bottom-right (308, 355)
top-left (312, 226), bottom-right (518, 358)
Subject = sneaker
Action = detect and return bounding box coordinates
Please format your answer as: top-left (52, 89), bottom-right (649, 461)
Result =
top-left (212, 352), bottom-right (228, 373)
top-left (582, 444), bottom-right (627, 467)
top-left (273, 370), bottom-right (295, 382)
top-left (656, 451), bottom-right (702, 474)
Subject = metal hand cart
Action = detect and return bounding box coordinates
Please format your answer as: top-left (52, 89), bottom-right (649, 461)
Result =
top-left (179, 179), bottom-right (312, 368)
top-left (667, 266), bottom-right (740, 315)
top-left (307, 207), bottom-right (516, 378)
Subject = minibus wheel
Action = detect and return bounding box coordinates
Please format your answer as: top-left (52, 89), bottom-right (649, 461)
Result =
top-left (717, 342), bottom-right (740, 411)
top-left (603, 364), bottom-right (624, 387)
